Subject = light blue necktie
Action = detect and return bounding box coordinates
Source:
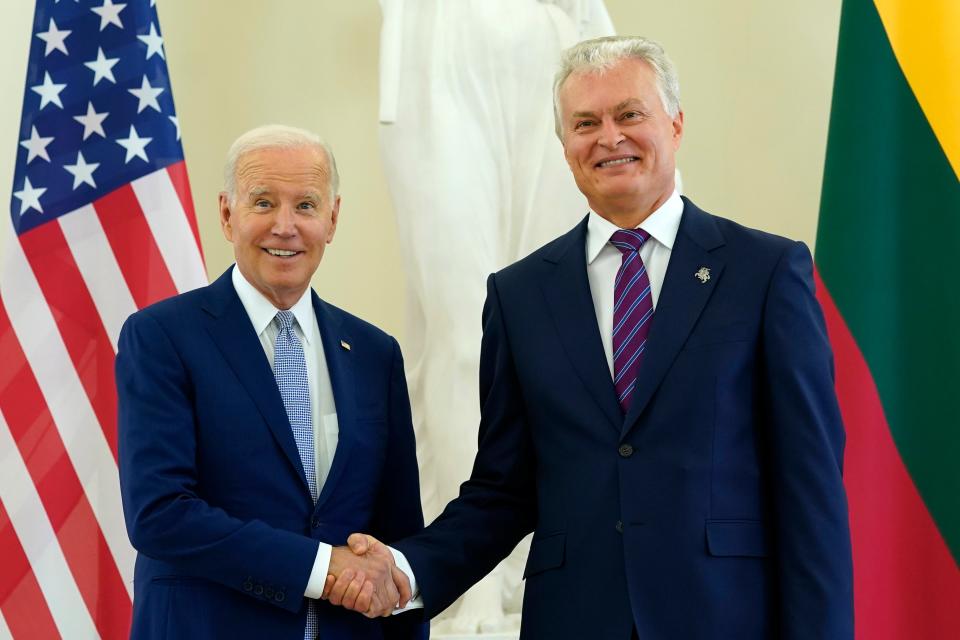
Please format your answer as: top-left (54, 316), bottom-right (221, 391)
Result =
top-left (272, 310), bottom-right (318, 639)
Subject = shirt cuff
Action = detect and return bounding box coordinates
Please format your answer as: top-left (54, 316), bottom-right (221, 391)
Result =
top-left (303, 542), bottom-right (332, 599)
top-left (388, 545), bottom-right (424, 613)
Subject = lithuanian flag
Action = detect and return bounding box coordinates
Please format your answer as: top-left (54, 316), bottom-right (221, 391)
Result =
top-left (815, 0), bottom-right (960, 637)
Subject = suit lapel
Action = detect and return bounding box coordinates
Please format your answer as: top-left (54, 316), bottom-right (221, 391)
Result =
top-left (621, 199), bottom-right (726, 437)
top-left (312, 294), bottom-right (356, 510)
top-left (200, 268), bottom-right (311, 494)
top-left (540, 217), bottom-right (623, 433)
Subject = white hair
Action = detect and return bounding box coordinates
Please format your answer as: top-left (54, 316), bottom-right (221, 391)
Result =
top-left (553, 36), bottom-right (681, 138)
top-left (223, 124), bottom-right (340, 204)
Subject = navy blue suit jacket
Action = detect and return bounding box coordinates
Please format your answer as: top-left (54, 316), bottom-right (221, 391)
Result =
top-left (394, 198), bottom-right (853, 639)
top-left (117, 267), bottom-right (428, 640)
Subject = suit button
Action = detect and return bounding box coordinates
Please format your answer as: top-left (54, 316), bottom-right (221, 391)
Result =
top-left (312, 518), bottom-right (321, 529)
top-left (276, 591), bottom-right (286, 603)
top-left (265, 587), bottom-right (275, 598)
top-left (254, 584), bottom-right (264, 596)
top-left (615, 520), bottom-right (624, 533)
top-left (242, 580), bottom-right (253, 592)
top-left (618, 444), bottom-right (634, 458)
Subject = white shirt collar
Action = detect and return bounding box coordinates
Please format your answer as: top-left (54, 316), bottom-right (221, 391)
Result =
top-left (586, 190), bottom-right (684, 264)
top-left (231, 265), bottom-right (314, 344)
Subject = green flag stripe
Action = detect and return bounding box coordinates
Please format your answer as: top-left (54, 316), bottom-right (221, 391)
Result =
top-left (815, 0), bottom-right (960, 561)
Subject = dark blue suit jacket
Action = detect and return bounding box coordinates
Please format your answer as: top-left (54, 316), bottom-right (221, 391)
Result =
top-left (395, 198), bottom-right (853, 639)
top-left (117, 267), bottom-right (428, 640)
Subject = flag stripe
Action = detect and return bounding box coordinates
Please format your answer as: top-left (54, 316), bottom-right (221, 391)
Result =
top-left (0, 302), bottom-right (131, 639)
top-left (94, 184), bottom-right (179, 309)
top-left (1, 240), bottom-right (134, 593)
top-left (816, 273), bottom-right (960, 639)
top-left (0, 500), bottom-right (59, 640)
top-left (872, 0), bottom-right (960, 178)
top-left (0, 412), bottom-right (97, 638)
top-left (133, 167), bottom-right (208, 294)
top-left (17, 222), bottom-right (120, 462)
top-left (59, 204), bottom-right (139, 351)
top-left (165, 160), bottom-right (205, 260)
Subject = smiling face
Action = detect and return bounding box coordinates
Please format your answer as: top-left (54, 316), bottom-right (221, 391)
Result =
top-left (559, 57), bottom-right (683, 225)
top-left (219, 144), bottom-right (339, 309)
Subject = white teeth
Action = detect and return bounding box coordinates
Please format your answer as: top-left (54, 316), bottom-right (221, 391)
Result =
top-left (599, 157), bottom-right (637, 168)
top-left (266, 248), bottom-right (297, 256)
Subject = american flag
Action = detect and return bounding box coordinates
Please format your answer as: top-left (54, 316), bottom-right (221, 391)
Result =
top-left (1, 1), bottom-right (206, 637)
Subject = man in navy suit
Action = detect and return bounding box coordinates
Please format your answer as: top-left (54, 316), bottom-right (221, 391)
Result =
top-left (116, 125), bottom-right (426, 639)
top-left (330, 36), bottom-right (853, 638)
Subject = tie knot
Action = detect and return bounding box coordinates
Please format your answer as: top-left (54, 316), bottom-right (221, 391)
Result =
top-left (610, 228), bottom-right (650, 255)
top-left (274, 309), bottom-right (295, 331)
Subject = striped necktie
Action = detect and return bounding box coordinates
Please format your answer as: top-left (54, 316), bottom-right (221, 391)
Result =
top-left (610, 229), bottom-right (654, 413)
top-left (272, 310), bottom-right (318, 639)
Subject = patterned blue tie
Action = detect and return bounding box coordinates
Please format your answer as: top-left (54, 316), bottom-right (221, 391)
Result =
top-left (272, 310), bottom-right (318, 639)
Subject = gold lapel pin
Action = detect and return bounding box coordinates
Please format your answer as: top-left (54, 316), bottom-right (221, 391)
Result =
top-left (340, 340), bottom-right (351, 351)
top-left (694, 267), bottom-right (711, 284)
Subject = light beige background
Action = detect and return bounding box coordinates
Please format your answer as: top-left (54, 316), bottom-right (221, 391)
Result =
top-left (1, 0), bottom-right (840, 344)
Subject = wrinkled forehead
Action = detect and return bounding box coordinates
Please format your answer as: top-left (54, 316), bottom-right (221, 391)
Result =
top-left (235, 146), bottom-right (331, 195)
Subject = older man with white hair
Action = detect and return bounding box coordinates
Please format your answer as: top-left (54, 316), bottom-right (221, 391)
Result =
top-left (116, 125), bottom-right (427, 640)
top-left (331, 35), bottom-right (853, 639)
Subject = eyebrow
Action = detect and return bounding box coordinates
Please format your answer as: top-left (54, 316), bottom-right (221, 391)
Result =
top-left (571, 99), bottom-right (645, 119)
top-left (246, 187), bottom-right (322, 201)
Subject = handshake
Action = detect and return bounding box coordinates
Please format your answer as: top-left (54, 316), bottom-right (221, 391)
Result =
top-left (320, 533), bottom-right (414, 618)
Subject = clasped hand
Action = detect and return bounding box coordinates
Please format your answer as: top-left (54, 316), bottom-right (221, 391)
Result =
top-left (321, 533), bottom-right (411, 618)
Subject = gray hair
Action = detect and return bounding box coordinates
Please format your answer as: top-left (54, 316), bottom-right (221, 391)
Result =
top-left (553, 36), bottom-right (681, 138)
top-left (223, 124), bottom-right (340, 204)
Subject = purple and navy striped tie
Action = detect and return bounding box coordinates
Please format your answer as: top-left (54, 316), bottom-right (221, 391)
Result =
top-left (611, 229), bottom-right (654, 413)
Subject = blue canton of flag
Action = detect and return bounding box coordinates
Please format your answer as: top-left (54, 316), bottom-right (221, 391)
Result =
top-left (12, 0), bottom-right (184, 235)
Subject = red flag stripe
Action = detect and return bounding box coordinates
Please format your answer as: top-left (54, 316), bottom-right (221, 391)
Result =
top-left (58, 204), bottom-right (139, 350)
top-left (17, 222), bottom-right (120, 462)
top-left (0, 302), bottom-right (131, 639)
top-left (132, 168), bottom-right (208, 295)
top-left (94, 184), bottom-right (179, 310)
top-left (0, 409), bottom-right (96, 637)
top-left (0, 500), bottom-right (59, 640)
top-left (1, 238), bottom-right (134, 589)
top-left (815, 271), bottom-right (960, 640)
top-left (164, 160), bottom-right (205, 263)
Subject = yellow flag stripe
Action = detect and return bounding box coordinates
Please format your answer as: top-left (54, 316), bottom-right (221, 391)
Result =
top-left (872, 0), bottom-right (960, 180)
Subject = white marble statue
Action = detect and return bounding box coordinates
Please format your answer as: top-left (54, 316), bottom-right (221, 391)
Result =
top-left (378, 0), bottom-right (614, 634)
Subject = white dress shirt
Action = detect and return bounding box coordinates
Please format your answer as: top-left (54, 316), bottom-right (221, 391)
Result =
top-left (232, 267), bottom-right (338, 600)
top-left (585, 190), bottom-right (684, 377)
top-left (233, 267), bottom-right (421, 610)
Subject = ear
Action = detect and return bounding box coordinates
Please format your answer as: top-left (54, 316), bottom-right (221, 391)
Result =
top-left (219, 192), bottom-right (234, 242)
top-left (671, 110), bottom-right (685, 149)
top-left (326, 196), bottom-right (341, 244)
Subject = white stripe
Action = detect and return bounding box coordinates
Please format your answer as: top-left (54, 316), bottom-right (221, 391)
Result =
top-left (132, 168), bottom-right (208, 293)
top-left (1, 240), bottom-right (135, 596)
top-left (58, 205), bottom-right (138, 351)
top-left (0, 607), bottom-right (12, 640)
top-left (0, 413), bottom-right (98, 639)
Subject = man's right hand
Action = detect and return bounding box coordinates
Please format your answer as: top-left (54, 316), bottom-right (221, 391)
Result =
top-left (322, 533), bottom-right (411, 617)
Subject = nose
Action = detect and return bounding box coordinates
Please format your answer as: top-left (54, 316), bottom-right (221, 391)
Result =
top-left (597, 118), bottom-right (625, 149)
top-left (271, 203), bottom-right (298, 236)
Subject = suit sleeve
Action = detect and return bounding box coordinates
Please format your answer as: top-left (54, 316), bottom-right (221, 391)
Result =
top-left (371, 338), bottom-right (429, 640)
top-left (762, 241), bottom-right (854, 638)
top-left (116, 310), bottom-right (319, 613)
top-left (393, 273), bottom-right (537, 618)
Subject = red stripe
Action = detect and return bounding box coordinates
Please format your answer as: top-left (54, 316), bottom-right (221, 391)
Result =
top-left (166, 160), bottom-right (205, 262)
top-left (815, 270), bottom-right (960, 640)
top-left (0, 300), bottom-right (131, 639)
top-left (0, 500), bottom-right (60, 639)
top-left (17, 223), bottom-right (119, 461)
top-left (94, 183), bottom-right (178, 309)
